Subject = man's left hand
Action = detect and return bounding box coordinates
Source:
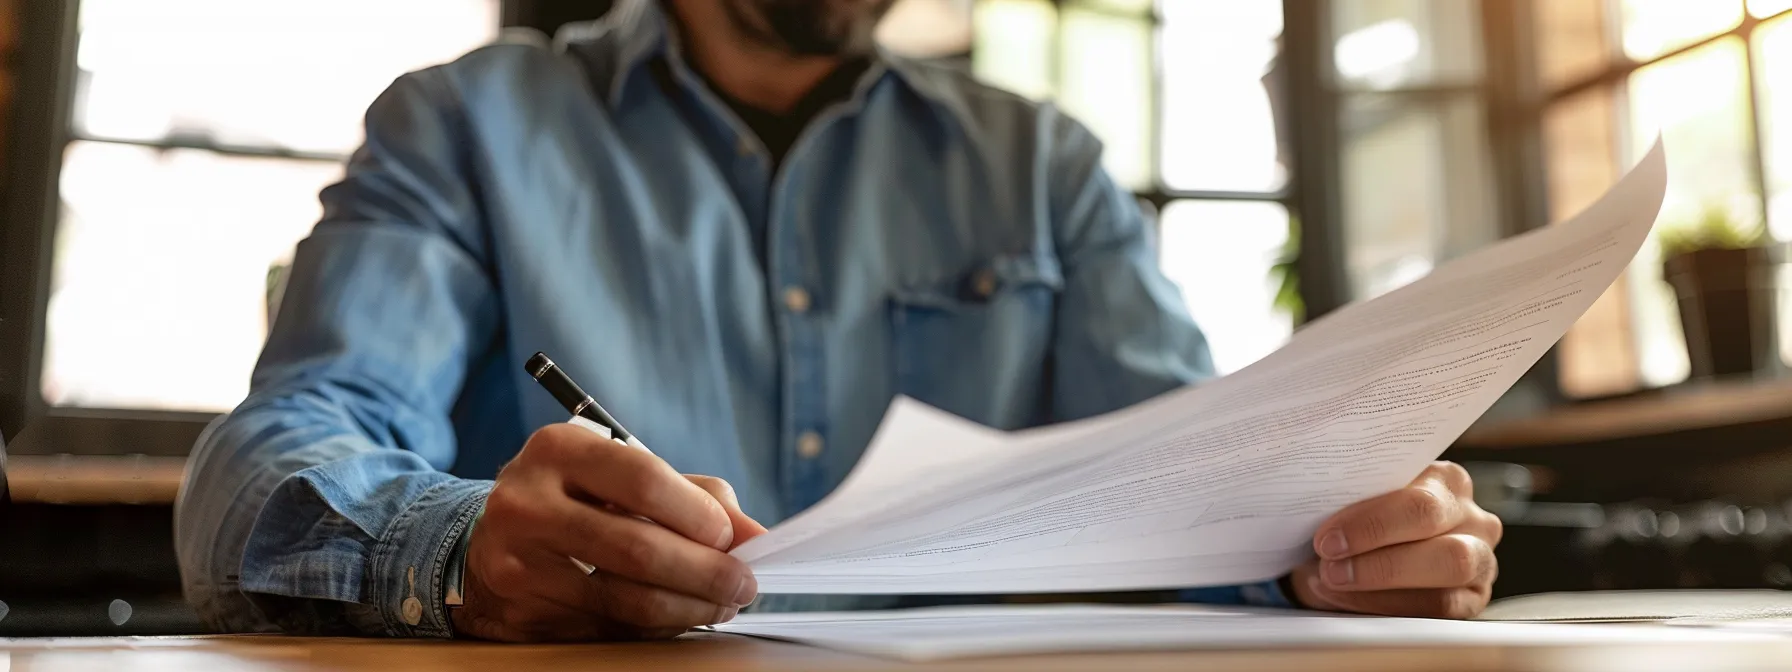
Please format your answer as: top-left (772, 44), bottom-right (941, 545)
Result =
top-left (1289, 462), bottom-right (1502, 619)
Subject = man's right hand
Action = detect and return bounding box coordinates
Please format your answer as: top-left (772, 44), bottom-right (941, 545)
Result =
top-left (450, 423), bottom-right (768, 642)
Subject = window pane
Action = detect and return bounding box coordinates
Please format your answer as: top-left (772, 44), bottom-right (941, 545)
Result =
top-left (878, 0), bottom-right (973, 58)
top-left (1078, 0), bottom-right (1152, 16)
top-left (1758, 15), bottom-right (1792, 367)
top-left (1625, 38), bottom-right (1758, 386)
top-left (1331, 0), bottom-right (1482, 90)
top-left (1548, 86), bottom-right (1642, 398)
top-left (43, 143), bottom-right (343, 411)
top-left (1159, 0), bottom-right (1287, 193)
top-left (1756, 16), bottom-right (1792, 239)
top-left (1058, 8), bottom-right (1154, 190)
top-left (1619, 0), bottom-right (1743, 61)
top-left (74, 0), bottom-right (498, 156)
top-left (972, 0), bottom-right (1057, 100)
top-left (1535, 0), bottom-right (1617, 92)
top-left (1341, 95), bottom-right (1497, 298)
top-left (1754, 0), bottom-right (1792, 19)
top-left (1159, 201), bottom-right (1293, 375)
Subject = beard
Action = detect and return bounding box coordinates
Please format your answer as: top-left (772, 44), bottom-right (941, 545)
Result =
top-left (721, 0), bottom-right (897, 55)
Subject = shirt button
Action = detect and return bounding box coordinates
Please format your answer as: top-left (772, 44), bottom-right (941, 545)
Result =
top-left (797, 431), bottom-right (825, 459)
top-left (783, 286), bottom-right (812, 314)
top-left (401, 597), bottom-right (424, 626)
top-left (971, 268), bottom-right (999, 299)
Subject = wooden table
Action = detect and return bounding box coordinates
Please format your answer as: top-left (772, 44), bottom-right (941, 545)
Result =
top-left (1456, 377), bottom-right (1792, 450)
top-left (4, 454), bottom-right (185, 505)
top-left (7, 632), bottom-right (1792, 672)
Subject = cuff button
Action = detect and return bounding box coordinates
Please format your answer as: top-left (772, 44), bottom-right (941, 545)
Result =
top-left (402, 596), bottom-right (425, 626)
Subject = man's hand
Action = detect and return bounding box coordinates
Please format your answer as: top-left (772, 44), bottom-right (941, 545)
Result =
top-left (451, 424), bottom-right (768, 642)
top-left (1290, 462), bottom-right (1502, 619)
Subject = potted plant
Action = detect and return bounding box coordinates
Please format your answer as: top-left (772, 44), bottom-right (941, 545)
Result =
top-left (1270, 214), bottom-right (1304, 325)
top-left (1659, 206), bottom-right (1786, 379)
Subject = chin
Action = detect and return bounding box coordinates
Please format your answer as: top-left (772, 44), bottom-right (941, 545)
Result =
top-left (751, 0), bottom-right (895, 55)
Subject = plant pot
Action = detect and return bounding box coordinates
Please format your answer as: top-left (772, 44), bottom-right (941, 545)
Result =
top-left (1662, 244), bottom-right (1790, 379)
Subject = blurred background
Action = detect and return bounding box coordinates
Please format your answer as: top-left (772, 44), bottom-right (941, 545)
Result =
top-left (7, 0), bottom-right (1792, 636)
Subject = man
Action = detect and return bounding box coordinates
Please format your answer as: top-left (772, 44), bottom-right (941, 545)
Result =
top-left (175, 0), bottom-right (1501, 642)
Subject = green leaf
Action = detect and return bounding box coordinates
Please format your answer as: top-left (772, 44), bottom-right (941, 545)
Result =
top-left (1659, 203), bottom-right (1766, 258)
top-left (1270, 213), bottom-right (1304, 323)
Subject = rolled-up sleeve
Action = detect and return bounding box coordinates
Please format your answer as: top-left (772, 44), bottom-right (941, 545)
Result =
top-left (174, 67), bottom-right (500, 637)
top-left (1042, 110), bottom-right (1292, 610)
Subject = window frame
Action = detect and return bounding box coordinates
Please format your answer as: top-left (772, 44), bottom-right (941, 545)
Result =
top-left (1, 0), bottom-right (521, 456)
top-left (1032, 1), bottom-right (1350, 324)
top-left (1515, 1), bottom-right (1792, 401)
top-left (1004, 1), bottom-right (1350, 360)
top-left (1481, 0), bottom-right (1565, 407)
top-left (1152, 1), bottom-right (1507, 333)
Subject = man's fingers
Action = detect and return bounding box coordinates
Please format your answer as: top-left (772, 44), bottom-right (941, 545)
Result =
top-left (541, 500), bottom-right (758, 608)
top-left (463, 566), bottom-right (713, 641)
top-left (1319, 534), bottom-right (1496, 592)
top-left (529, 424), bottom-right (735, 550)
top-left (1429, 462), bottom-right (1475, 499)
top-left (589, 571), bottom-right (738, 630)
top-left (1460, 507), bottom-right (1504, 547)
top-left (1302, 576), bottom-right (1489, 620)
top-left (1315, 477), bottom-right (1465, 559)
top-left (686, 475), bottom-right (770, 550)
top-left (686, 475), bottom-right (740, 508)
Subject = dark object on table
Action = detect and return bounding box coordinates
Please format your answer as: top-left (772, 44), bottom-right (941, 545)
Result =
top-left (1662, 242), bottom-right (1789, 379)
top-left (0, 502), bottom-right (204, 636)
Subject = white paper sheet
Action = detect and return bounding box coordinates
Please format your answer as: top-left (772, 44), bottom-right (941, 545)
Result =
top-left (733, 139), bottom-right (1669, 595)
top-left (708, 604), bottom-right (1769, 661)
top-left (1669, 617), bottom-right (1792, 631)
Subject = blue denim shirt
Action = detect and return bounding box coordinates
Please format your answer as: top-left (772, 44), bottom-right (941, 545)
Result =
top-left (174, 0), bottom-right (1290, 638)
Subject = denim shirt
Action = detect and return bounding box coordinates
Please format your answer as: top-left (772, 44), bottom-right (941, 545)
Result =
top-left (174, 0), bottom-right (1290, 638)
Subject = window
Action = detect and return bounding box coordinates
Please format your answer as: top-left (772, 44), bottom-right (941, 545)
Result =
top-left (968, 0), bottom-right (1508, 375)
top-left (877, 0), bottom-right (974, 59)
top-left (1158, 201), bottom-right (1293, 375)
top-left (40, 1), bottom-right (499, 411)
top-left (972, 0), bottom-right (1294, 375)
top-left (1538, 1), bottom-right (1788, 397)
top-left (1331, 0), bottom-right (1497, 300)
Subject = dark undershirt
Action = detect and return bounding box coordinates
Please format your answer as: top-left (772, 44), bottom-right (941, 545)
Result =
top-left (704, 57), bottom-right (874, 166)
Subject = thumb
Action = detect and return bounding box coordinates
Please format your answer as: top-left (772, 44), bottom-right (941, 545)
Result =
top-left (684, 475), bottom-right (770, 550)
top-left (1297, 575), bottom-right (1354, 613)
top-left (1289, 561), bottom-right (1352, 612)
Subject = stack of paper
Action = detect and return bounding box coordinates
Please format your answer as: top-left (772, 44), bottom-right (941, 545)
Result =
top-left (708, 604), bottom-right (1772, 661)
top-left (731, 140), bottom-right (1670, 597)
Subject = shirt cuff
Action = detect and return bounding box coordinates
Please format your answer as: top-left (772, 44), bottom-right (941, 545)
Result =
top-left (1247, 577), bottom-right (1295, 609)
top-left (368, 478), bottom-right (491, 638)
top-left (443, 506), bottom-right (484, 607)
top-left (1177, 579), bottom-right (1294, 609)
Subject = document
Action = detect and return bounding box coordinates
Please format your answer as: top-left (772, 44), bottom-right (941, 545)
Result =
top-left (733, 139), bottom-right (1669, 595)
top-left (1480, 590), bottom-right (1792, 622)
top-left (708, 604), bottom-right (1772, 661)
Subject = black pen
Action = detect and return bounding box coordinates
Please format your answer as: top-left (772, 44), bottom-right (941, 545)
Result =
top-left (525, 352), bottom-right (651, 453)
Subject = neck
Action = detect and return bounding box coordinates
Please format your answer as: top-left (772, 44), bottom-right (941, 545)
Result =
top-left (665, 0), bottom-right (845, 114)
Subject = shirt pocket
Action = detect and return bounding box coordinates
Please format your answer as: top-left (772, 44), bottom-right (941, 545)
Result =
top-left (889, 253), bottom-right (1063, 429)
